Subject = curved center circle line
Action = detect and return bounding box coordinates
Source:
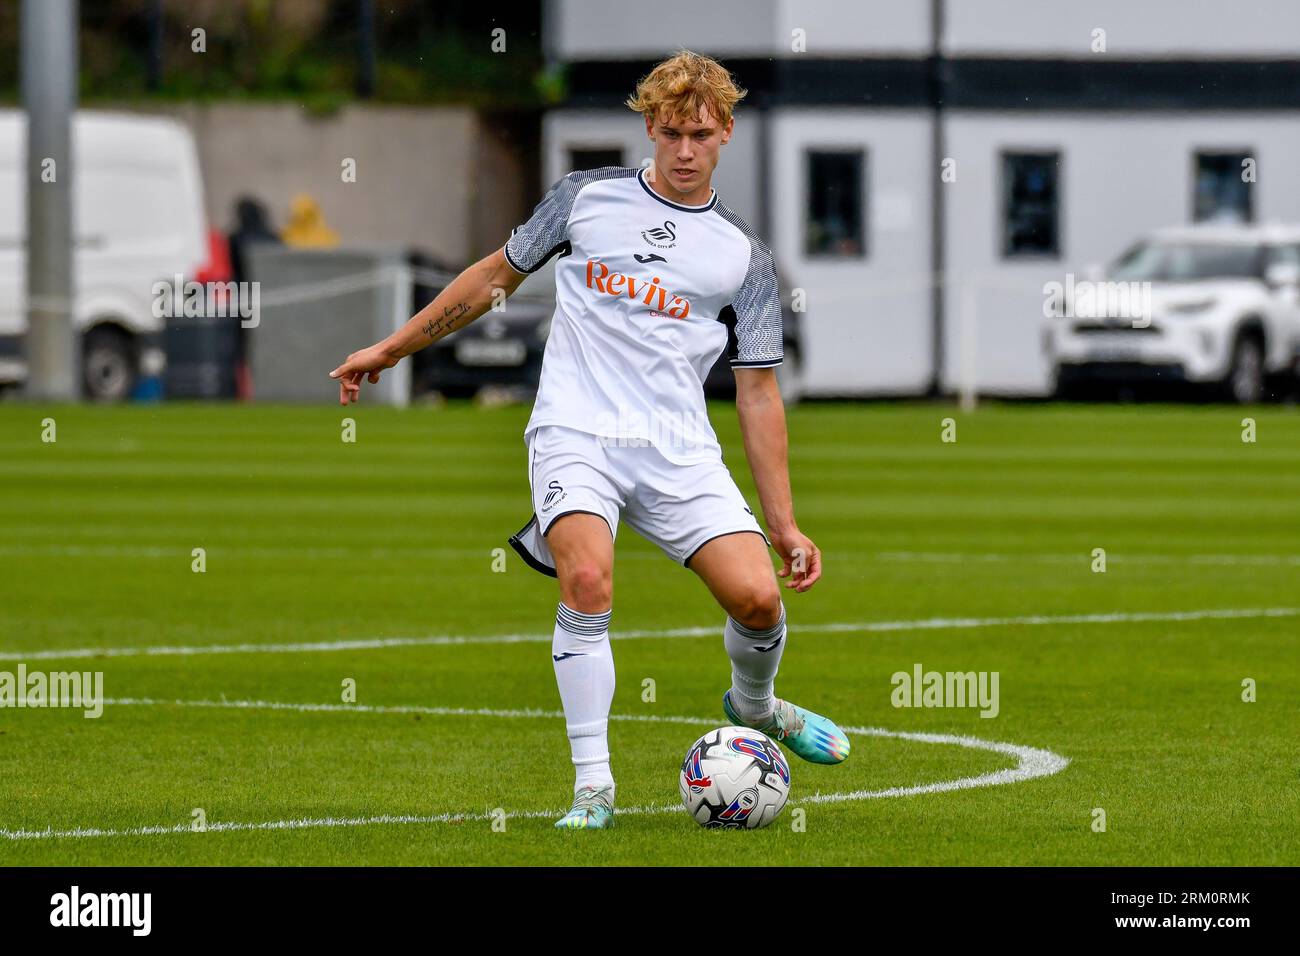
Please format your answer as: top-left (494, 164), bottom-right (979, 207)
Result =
top-left (0, 698), bottom-right (1070, 842)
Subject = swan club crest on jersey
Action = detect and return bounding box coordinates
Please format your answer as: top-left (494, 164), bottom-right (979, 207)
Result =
top-left (504, 165), bottom-right (783, 467)
top-left (641, 219), bottom-right (677, 248)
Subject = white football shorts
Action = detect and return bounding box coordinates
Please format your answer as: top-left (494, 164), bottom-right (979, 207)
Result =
top-left (508, 424), bottom-right (769, 576)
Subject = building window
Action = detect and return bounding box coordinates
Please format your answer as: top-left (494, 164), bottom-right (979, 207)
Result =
top-left (1002, 152), bottom-right (1061, 258)
top-left (1193, 151), bottom-right (1253, 224)
top-left (805, 149), bottom-right (865, 258)
top-left (569, 147), bottom-right (623, 172)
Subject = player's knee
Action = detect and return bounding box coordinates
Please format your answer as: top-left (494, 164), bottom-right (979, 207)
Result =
top-left (731, 586), bottom-right (783, 631)
top-left (560, 561), bottom-right (612, 613)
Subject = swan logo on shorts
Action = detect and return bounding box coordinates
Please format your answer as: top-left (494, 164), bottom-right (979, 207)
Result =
top-left (542, 479), bottom-right (566, 511)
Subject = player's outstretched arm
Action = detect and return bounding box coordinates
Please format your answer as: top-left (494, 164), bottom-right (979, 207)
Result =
top-left (328, 246), bottom-right (527, 405)
top-left (734, 367), bottom-right (822, 592)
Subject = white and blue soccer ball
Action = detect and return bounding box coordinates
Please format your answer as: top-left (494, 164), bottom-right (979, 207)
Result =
top-left (679, 726), bottom-right (790, 829)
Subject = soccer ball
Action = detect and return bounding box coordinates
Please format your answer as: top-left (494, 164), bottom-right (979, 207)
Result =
top-left (678, 726), bottom-right (790, 829)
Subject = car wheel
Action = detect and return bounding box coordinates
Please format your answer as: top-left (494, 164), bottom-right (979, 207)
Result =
top-left (82, 326), bottom-right (138, 402)
top-left (1224, 334), bottom-right (1264, 405)
top-left (1048, 363), bottom-right (1065, 399)
top-left (1051, 364), bottom-right (1084, 401)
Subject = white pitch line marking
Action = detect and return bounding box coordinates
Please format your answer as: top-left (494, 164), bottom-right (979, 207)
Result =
top-left (877, 550), bottom-right (1300, 567)
top-left (3, 606), bottom-right (1296, 662)
top-left (5, 543), bottom-right (1299, 567)
top-left (0, 697), bottom-right (1069, 841)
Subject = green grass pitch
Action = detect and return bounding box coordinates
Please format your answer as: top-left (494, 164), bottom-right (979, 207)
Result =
top-left (0, 400), bottom-right (1296, 865)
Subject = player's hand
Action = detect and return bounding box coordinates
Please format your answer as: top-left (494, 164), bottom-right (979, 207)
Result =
top-left (771, 528), bottom-right (821, 592)
top-left (329, 345), bottom-right (398, 405)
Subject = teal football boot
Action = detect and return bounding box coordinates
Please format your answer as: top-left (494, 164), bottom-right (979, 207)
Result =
top-left (723, 691), bottom-right (850, 765)
top-left (554, 784), bottom-right (615, 830)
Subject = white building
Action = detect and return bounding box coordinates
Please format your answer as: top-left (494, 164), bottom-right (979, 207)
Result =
top-left (541, 0), bottom-right (1300, 396)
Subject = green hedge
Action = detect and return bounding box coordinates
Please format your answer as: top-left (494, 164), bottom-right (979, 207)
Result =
top-left (0, 0), bottom-right (558, 109)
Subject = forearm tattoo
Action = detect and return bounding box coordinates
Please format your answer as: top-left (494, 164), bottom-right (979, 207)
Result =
top-left (423, 301), bottom-right (473, 341)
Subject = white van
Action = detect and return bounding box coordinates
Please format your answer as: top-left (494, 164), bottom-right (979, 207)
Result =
top-left (0, 110), bottom-right (214, 400)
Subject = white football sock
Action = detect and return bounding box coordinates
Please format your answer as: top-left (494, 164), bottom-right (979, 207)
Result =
top-left (552, 601), bottom-right (616, 796)
top-left (724, 602), bottom-right (787, 724)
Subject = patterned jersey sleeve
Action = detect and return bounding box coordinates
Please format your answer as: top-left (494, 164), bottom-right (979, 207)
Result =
top-left (504, 166), bottom-right (635, 274)
top-left (728, 234), bottom-right (783, 368)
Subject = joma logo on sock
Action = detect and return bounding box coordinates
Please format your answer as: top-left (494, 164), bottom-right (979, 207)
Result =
top-left (890, 664), bottom-right (1000, 718)
top-left (50, 886), bottom-right (151, 936)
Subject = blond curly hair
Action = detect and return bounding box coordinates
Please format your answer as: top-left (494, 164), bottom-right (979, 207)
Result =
top-left (625, 50), bottom-right (747, 127)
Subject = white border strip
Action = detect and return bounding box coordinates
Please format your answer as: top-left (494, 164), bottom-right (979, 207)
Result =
top-left (878, 551), bottom-right (1300, 567)
top-left (4, 544), bottom-right (1298, 567)
top-left (3, 606), bottom-right (1295, 662)
top-left (0, 697), bottom-right (1069, 841)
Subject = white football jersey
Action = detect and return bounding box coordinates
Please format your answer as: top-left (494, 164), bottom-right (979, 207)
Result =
top-left (504, 165), bottom-right (782, 465)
